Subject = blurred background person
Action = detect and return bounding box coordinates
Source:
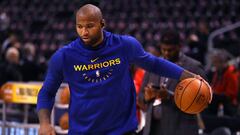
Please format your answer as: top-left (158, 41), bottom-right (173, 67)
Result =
top-left (207, 49), bottom-right (239, 116)
top-left (0, 47), bottom-right (22, 86)
top-left (21, 42), bottom-right (41, 81)
top-left (138, 30), bottom-right (206, 135)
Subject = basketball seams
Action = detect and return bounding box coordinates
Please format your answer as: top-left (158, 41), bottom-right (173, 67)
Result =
top-left (184, 79), bottom-right (202, 112)
top-left (196, 81), bottom-right (210, 113)
top-left (206, 81), bottom-right (213, 103)
top-left (175, 78), bottom-right (212, 114)
top-left (191, 93), bottom-right (209, 114)
top-left (179, 78), bottom-right (196, 111)
top-left (191, 81), bottom-right (209, 114)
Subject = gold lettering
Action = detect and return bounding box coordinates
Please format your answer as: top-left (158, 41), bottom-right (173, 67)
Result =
top-left (82, 65), bottom-right (88, 71)
top-left (88, 64), bottom-right (94, 70)
top-left (74, 58), bottom-right (121, 72)
top-left (94, 63), bottom-right (100, 69)
top-left (99, 62), bottom-right (103, 68)
top-left (115, 58), bottom-right (121, 64)
top-left (103, 61), bottom-right (109, 67)
top-left (109, 60), bottom-right (115, 66)
top-left (74, 65), bottom-right (82, 71)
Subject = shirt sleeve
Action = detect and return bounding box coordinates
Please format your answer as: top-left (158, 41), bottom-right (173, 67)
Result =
top-left (123, 36), bottom-right (184, 80)
top-left (37, 50), bottom-right (64, 111)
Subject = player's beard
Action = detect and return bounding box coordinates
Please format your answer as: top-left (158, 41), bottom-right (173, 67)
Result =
top-left (82, 33), bottom-right (102, 47)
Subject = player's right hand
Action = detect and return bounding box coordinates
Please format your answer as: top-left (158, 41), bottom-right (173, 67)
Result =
top-left (38, 123), bottom-right (56, 135)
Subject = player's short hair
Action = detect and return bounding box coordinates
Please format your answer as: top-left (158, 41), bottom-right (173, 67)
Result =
top-left (160, 30), bottom-right (180, 46)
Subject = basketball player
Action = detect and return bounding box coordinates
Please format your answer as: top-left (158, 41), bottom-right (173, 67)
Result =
top-left (138, 30), bottom-right (207, 135)
top-left (37, 4), bottom-right (202, 135)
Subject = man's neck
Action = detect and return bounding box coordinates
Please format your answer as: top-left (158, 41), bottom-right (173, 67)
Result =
top-left (92, 31), bottom-right (104, 47)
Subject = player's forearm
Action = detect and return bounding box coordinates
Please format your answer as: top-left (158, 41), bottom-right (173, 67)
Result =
top-left (137, 56), bottom-right (184, 80)
top-left (38, 109), bottom-right (51, 125)
top-left (179, 70), bottom-right (197, 81)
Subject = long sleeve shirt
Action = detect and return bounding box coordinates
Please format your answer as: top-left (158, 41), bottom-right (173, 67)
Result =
top-left (37, 31), bottom-right (183, 135)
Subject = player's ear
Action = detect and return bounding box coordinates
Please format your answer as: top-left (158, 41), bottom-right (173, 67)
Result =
top-left (101, 19), bottom-right (105, 28)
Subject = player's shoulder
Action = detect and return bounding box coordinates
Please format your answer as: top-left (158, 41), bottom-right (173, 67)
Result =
top-left (120, 34), bottom-right (138, 43)
top-left (109, 31), bottom-right (138, 44)
top-left (50, 39), bottom-right (77, 59)
top-left (57, 39), bottom-right (79, 52)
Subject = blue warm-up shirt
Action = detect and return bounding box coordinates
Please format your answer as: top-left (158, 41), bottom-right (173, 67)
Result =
top-left (37, 31), bottom-right (183, 135)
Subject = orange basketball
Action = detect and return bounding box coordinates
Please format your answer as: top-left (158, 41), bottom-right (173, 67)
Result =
top-left (59, 112), bottom-right (69, 130)
top-left (174, 78), bottom-right (212, 114)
